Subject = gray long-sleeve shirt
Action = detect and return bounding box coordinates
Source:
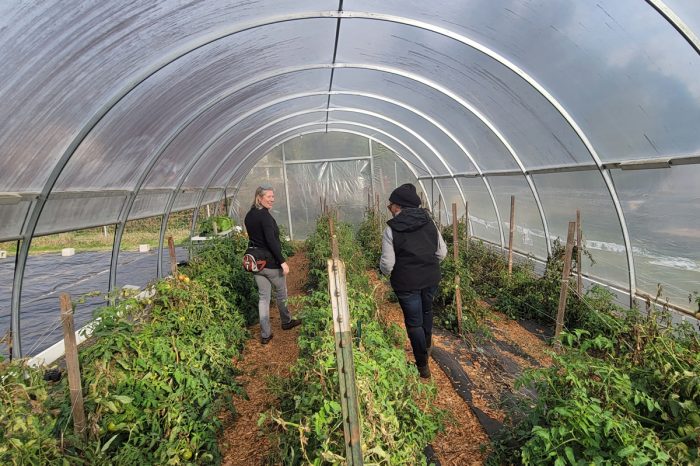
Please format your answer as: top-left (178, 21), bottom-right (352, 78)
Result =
top-left (379, 225), bottom-right (447, 276)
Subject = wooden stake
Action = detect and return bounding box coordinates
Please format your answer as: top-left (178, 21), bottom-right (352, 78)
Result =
top-left (576, 209), bottom-right (583, 296)
top-left (455, 275), bottom-right (463, 335)
top-left (554, 222), bottom-right (577, 345)
top-left (438, 194), bottom-right (442, 227)
top-left (420, 191), bottom-right (426, 208)
top-left (508, 195), bottom-right (515, 275)
top-left (168, 236), bottom-right (177, 277)
top-left (60, 293), bottom-right (86, 439)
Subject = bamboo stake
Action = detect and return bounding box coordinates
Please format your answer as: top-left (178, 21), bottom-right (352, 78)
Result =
top-left (508, 195), bottom-right (515, 275)
top-left (554, 222), bottom-right (577, 345)
top-left (576, 209), bottom-right (583, 296)
top-left (60, 293), bottom-right (86, 439)
top-left (168, 236), bottom-right (177, 277)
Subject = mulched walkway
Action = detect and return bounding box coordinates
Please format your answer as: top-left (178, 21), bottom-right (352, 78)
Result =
top-left (218, 251), bottom-right (308, 465)
top-left (219, 254), bottom-right (553, 465)
top-left (373, 273), bottom-right (553, 465)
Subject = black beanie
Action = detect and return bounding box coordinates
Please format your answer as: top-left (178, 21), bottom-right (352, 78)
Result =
top-left (389, 183), bottom-right (421, 208)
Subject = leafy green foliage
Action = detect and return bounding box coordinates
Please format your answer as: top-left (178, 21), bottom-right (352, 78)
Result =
top-left (356, 207), bottom-right (385, 267)
top-left (277, 224), bottom-right (296, 259)
top-left (1, 235), bottom-right (254, 465)
top-left (187, 234), bottom-right (258, 324)
top-left (0, 361), bottom-right (80, 465)
top-left (265, 212), bottom-right (444, 464)
top-left (432, 224), bottom-right (489, 336)
top-left (490, 307), bottom-right (700, 465)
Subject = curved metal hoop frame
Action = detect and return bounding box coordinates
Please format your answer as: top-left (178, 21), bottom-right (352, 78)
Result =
top-left (13, 2), bottom-right (695, 354)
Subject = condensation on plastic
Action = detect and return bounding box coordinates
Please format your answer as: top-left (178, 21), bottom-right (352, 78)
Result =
top-left (329, 93), bottom-right (478, 174)
top-left (346, 0), bottom-right (700, 162)
top-left (332, 68), bottom-right (519, 172)
top-left (486, 176), bottom-right (548, 260)
top-left (456, 178), bottom-right (501, 245)
top-left (612, 166), bottom-right (700, 308)
top-left (533, 171), bottom-right (631, 289)
top-left (0, 203), bottom-right (30, 240)
top-left (35, 195), bottom-right (125, 236)
top-left (0, 1), bottom-right (333, 193)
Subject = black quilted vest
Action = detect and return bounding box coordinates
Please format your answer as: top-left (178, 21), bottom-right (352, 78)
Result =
top-left (388, 208), bottom-right (441, 291)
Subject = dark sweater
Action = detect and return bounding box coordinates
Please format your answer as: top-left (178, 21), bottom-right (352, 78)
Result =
top-left (387, 208), bottom-right (441, 291)
top-left (244, 207), bottom-right (285, 268)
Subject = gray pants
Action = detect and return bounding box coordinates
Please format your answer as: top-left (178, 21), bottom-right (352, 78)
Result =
top-left (254, 267), bottom-right (291, 338)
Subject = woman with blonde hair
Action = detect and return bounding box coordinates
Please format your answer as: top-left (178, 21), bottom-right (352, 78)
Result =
top-left (244, 185), bottom-right (301, 344)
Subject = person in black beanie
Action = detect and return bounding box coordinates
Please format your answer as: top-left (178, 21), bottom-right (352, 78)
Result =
top-left (380, 183), bottom-right (447, 378)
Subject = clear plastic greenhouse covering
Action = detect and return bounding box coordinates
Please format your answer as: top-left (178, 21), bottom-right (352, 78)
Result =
top-left (0, 0), bottom-right (699, 357)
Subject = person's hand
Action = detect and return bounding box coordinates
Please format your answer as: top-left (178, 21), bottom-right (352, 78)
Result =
top-left (281, 262), bottom-right (290, 276)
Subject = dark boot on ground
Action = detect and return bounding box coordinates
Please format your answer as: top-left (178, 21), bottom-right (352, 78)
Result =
top-left (261, 334), bottom-right (273, 344)
top-left (417, 363), bottom-right (431, 379)
top-left (282, 318), bottom-right (302, 330)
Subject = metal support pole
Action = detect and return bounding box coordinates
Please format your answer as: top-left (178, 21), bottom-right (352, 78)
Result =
top-left (282, 144), bottom-right (294, 240)
top-left (368, 137), bottom-right (375, 208)
top-left (157, 192), bottom-right (177, 279)
top-left (508, 195), bottom-right (516, 275)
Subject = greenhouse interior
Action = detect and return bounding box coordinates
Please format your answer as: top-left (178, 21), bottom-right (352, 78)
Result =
top-left (1, 1), bottom-right (699, 464)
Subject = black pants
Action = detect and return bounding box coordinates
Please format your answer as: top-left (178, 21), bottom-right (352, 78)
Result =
top-left (395, 285), bottom-right (438, 368)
